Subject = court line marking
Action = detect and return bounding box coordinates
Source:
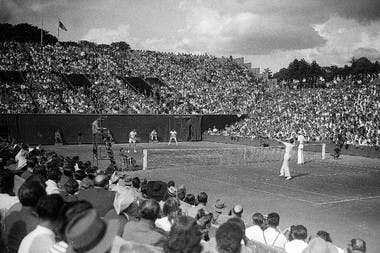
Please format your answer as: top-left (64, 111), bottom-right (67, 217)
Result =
top-left (316, 195), bottom-right (380, 205)
top-left (174, 170), bottom-right (319, 205)
top-left (214, 166), bottom-right (343, 199)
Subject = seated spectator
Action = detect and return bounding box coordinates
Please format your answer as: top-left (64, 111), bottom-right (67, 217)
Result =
top-left (155, 197), bottom-right (181, 232)
top-left (284, 225), bottom-right (308, 253)
top-left (263, 212), bottom-right (287, 248)
top-left (15, 144), bottom-right (28, 170)
top-left (302, 237), bottom-right (338, 253)
top-left (146, 181), bottom-right (167, 202)
top-left (0, 169), bottom-right (19, 222)
top-left (64, 208), bottom-right (119, 253)
top-left (20, 160), bottom-right (35, 180)
top-left (122, 199), bottom-right (164, 246)
top-left (316, 230), bottom-right (344, 253)
top-left (45, 167), bottom-right (62, 195)
top-left (3, 180), bottom-right (46, 253)
top-left (211, 199), bottom-right (229, 226)
top-left (184, 193), bottom-right (196, 206)
top-left (163, 216), bottom-right (202, 253)
top-left (347, 239), bottom-right (366, 253)
top-left (78, 174), bottom-right (115, 217)
top-left (245, 212), bottom-right (265, 243)
top-left (229, 205), bottom-right (243, 218)
top-left (19, 194), bottom-right (64, 253)
top-left (50, 200), bottom-right (93, 253)
top-left (215, 221), bottom-right (244, 253)
top-left (188, 192), bottom-right (209, 218)
top-left (61, 178), bottom-right (79, 202)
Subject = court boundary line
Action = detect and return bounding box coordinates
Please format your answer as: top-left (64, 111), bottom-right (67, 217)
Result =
top-left (174, 170), bottom-right (319, 205)
top-left (316, 195), bottom-right (380, 205)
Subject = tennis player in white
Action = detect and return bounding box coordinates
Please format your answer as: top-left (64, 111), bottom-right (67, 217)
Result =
top-left (297, 133), bottom-right (305, 164)
top-left (275, 138), bottom-right (295, 180)
top-left (168, 129), bottom-right (178, 145)
top-left (128, 129), bottom-right (137, 153)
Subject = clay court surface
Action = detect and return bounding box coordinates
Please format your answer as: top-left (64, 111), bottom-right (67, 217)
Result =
top-left (49, 141), bottom-right (380, 252)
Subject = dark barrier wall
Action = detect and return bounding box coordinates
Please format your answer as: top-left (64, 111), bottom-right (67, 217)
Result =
top-left (201, 114), bottom-right (247, 133)
top-left (0, 114), bottom-right (236, 145)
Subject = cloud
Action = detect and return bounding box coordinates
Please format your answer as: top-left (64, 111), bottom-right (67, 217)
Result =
top-left (82, 24), bottom-right (134, 45)
top-left (324, 0), bottom-right (380, 24)
top-left (174, 2), bottom-right (326, 55)
top-left (353, 47), bottom-right (380, 62)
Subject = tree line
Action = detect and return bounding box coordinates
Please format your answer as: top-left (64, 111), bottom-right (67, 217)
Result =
top-left (273, 57), bottom-right (380, 86)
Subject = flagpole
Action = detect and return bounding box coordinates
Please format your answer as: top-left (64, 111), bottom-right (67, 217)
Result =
top-left (57, 19), bottom-right (60, 41)
top-left (40, 17), bottom-right (44, 46)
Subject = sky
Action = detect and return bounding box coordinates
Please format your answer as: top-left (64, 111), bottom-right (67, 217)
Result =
top-left (2, 0), bottom-right (380, 72)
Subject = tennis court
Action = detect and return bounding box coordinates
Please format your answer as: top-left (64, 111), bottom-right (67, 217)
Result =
top-left (50, 141), bottom-right (380, 252)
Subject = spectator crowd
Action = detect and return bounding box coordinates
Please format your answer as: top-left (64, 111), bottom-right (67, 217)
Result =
top-left (0, 40), bottom-right (379, 146)
top-left (0, 140), bottom-right (368, 253)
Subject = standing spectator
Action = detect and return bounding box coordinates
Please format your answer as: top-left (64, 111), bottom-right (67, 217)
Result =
top-left (284, 225), bottom-right (308, 253)
top-left (78, 175), bottom-right (115, 217)
top-left (3, 181), bottom-right (46, 253)
top-left (263, 212), bottom-right (287, 249)
top-left (122, 199), bottom-right (164, 246)
top-left (18, 194), bottom-right (64, 253)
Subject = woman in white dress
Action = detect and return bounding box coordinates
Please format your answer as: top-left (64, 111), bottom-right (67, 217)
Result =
top-left (275, 138), bottom-right (295, 180)
top-left (297, 134), bottom-right (305, 164)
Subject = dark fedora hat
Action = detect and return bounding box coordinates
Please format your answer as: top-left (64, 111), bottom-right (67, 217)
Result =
top-left (65, 209), bottom-right (119, 253)
top-left (146, 181), bottom-right (167, 202)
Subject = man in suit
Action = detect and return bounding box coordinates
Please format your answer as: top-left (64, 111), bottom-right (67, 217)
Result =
top-left (78, 174), bottom-right (115, 217)
top-left (122, 199), bottom-right (164, 246)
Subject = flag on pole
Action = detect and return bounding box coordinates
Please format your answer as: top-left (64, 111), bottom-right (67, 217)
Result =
top-left (58, 20), bottom-right (67, 31)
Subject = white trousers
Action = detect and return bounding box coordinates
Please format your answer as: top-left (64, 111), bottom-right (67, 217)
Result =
top-left (280, 153), bottom-right (291, 177)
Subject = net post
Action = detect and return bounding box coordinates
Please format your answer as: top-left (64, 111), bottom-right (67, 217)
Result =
top-left (143, 149), bottom-right (148, 170)
top-left (322, 143), bottom-right (326, 160)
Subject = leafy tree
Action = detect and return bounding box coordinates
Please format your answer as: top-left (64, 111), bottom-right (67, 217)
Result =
top-left (0, 23), bottom-right (57, 44)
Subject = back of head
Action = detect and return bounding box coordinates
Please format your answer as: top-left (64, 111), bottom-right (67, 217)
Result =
top-left (132, 177), bottom-right (140, 189)
top-left (18, 180), bottom-right (46, 207)
top-left (64, 178), bottom-right (79, 195)
top-left (291, 225), bottom-right (307, 240)
top-left (348, 239), bottom-right (366, 253)
top-left (226, 217), bottom-right (246, 232)
top-left (252, 213), bottom-right (264, 227)
top-left (47, 166), bottom-right (62, 182)
top-left (94, 174), bottom-right (109, 188)
top-left (232, 205), bottom-right (243, 217)
top-left (184, 194), bottom-right (196, 205)
top-left (197, 192), bottom-right (208, 205)
top-left (216, 222), bottom-right (243, 253)
top-left (0, 169), bottom-right (15, 195)
top-left (316, 230), bottom-right (332, 242)
top-left (177, 185), bottom-right (186, 200)
top-left (36, 194), bottom-right (64, 222)
top-left (165, 216), bottom-right (202, 253)
top-left (267, 212), bottom-right (280, 227)
top-left (163, 197), bottom-right (180, 216)
top-left (167, 180), bottom-right (175, 188)
top-left (140, 199), bottom-right (160, 221)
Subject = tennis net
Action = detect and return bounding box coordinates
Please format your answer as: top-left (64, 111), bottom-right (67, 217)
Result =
top-left (142, 143), bottom-right (325, 170)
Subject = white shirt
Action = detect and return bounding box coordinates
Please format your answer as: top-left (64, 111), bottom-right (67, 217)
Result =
top-left (45, 180), bottom-right (60, 195)
top-left (297, 135), bottom-right (305, 144)
top-left (155, 216), bottom-right (172, 232)
top-left (15, 149), bottom-right (28, 170)
top-left (245, 225), bottom-right (265, 244)
top-left (263, 227), bottom-right (287, 248)
top-left (18, 225), bottom-right (56, 253)
top-left (285, 239), bottom-right (308, 253)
